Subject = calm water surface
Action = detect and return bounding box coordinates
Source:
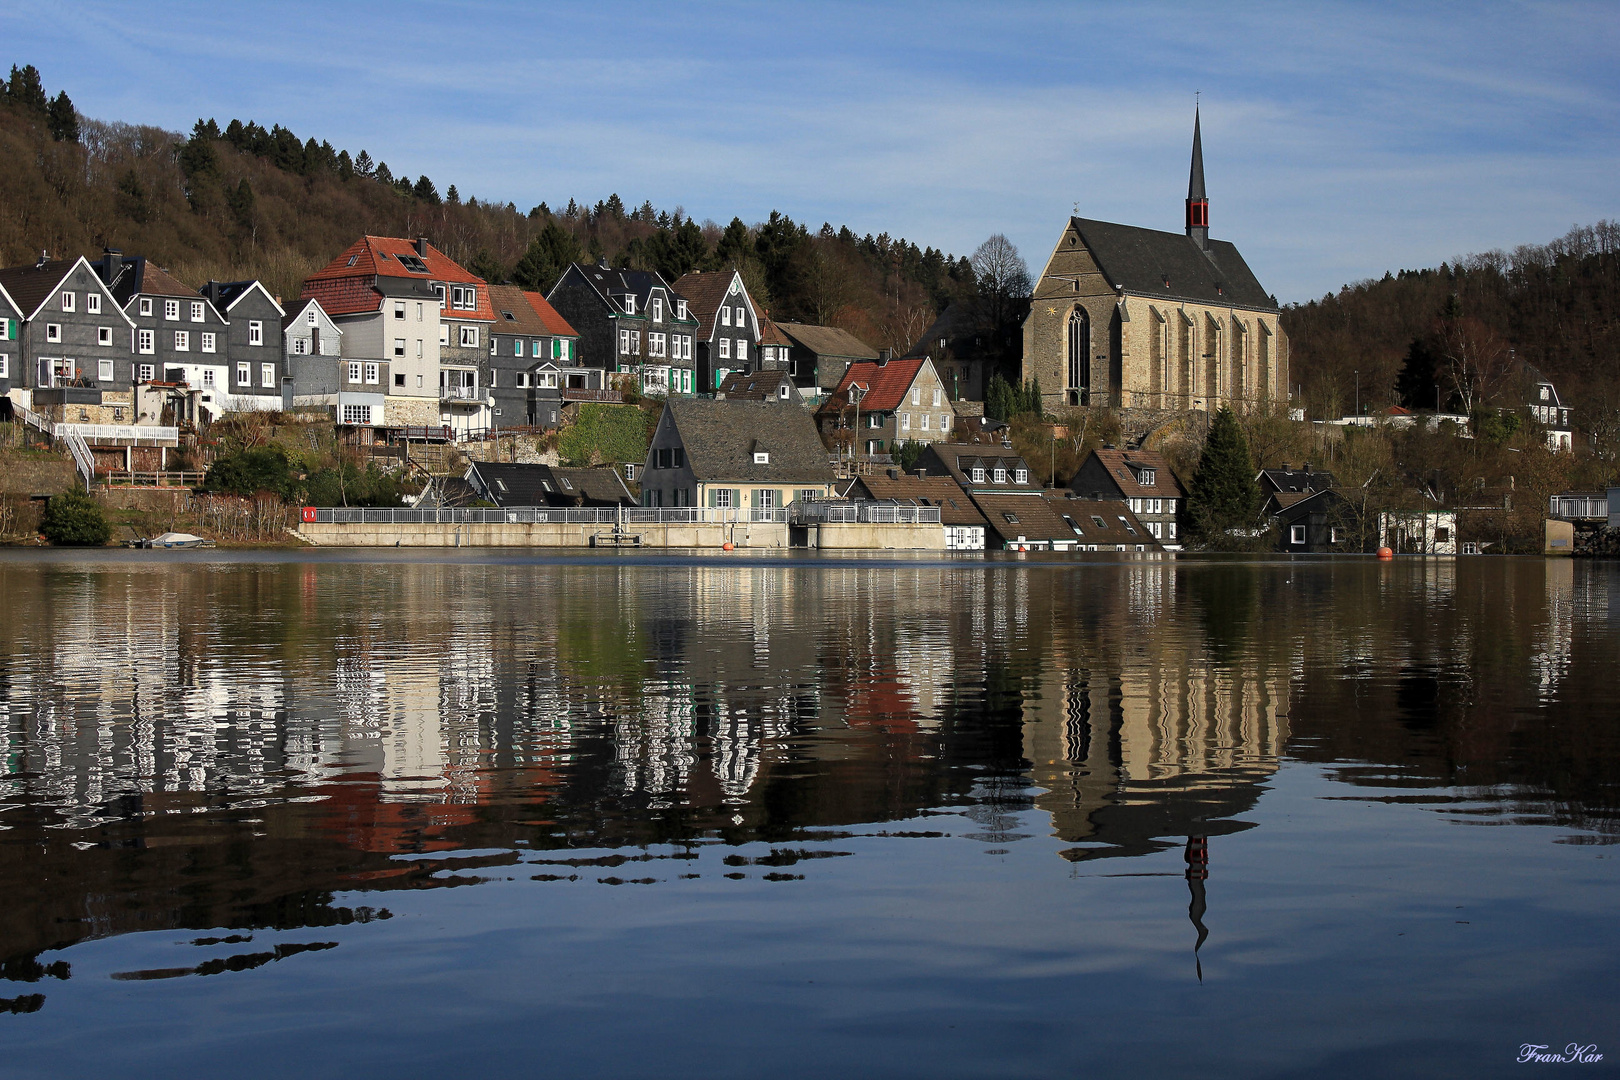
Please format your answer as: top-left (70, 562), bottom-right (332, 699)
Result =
top-left (0, 550), bottom-right (1616, 1078)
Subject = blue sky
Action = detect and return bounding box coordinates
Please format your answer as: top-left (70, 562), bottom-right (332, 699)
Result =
top-left (4, 1), bottom-right (1617, 302)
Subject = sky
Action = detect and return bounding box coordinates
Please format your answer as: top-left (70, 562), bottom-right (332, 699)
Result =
top-left (3, 1), bottom-right (1617, 303)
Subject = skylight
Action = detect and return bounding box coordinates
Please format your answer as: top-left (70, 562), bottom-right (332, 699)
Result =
top-left (397, 255), bottom-right (429, 274)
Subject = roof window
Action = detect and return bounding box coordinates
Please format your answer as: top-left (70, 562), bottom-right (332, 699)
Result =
top-left (1002, 512), bottom-right (1019, 524)
top-left (754, 451), bottom-right (770, 464)
top-left (397, 254), bottom-right (429, 274)
top-left (502, 310), bottom-right (516, 320)
top-left (1091, 516), bottom-right (1108, 529)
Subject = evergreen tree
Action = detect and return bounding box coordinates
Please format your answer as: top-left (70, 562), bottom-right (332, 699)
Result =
top-left (40, 488), bottom-right (110, 546)
top-left (46, 91), bottom-right (77, 142)
top-left (177, 120), bottom-right (218, 179)
top-left (413, 175), bottom-right (440, 203)
top-left (353, 149), bottom-right (373, 176)
top-left (512, 221), bottom-right (583, 292)
top-left (711, 217), bottom-right (753, 270)
top-left (467, 248), bottom-right (504, 284)
top-left (373, 161), bottom-right (392, 186)
top-left (1184, 406), bottom-right (1262, 548)
top-left (6, 65), bottom-right (47, 114)
top-left (226, 178), bottom-right (255, 230)
top-left (445, 184), bottom-right (459, 204)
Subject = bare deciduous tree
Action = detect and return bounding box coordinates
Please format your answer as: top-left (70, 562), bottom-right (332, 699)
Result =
top-left (970, 234), bottom-right (1030, 330)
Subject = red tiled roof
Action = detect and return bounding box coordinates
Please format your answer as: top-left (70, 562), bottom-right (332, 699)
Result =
top-left (302, 236), bottom-right (494, 320)
top-left (822, 356), bottom-right (927, 414)
top-left (1087, 448), bottom-right (1185, 498)
top-left (521, 290), bottom-right (578, 337)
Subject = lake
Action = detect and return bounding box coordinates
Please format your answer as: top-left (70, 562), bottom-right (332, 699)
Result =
top-left (0, 550), bottom-right (1616, 1078)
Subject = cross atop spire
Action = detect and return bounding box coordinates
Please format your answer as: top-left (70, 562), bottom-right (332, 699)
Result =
top-left (1186, 106), bottom-right (1209, 250)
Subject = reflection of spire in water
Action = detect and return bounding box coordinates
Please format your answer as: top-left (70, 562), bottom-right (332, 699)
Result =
top-left (1185, 836), bottom-right (1209, 983)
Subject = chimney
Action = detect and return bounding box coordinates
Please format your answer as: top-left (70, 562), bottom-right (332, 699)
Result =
top-left (205, 281), bottom-right (222, 307)
top-left (415, 236), bottom-right (429, 256)
top-left (35, 250), bottom-right (48, 269)
top-left (914, 467), bottom-right (927, 479)
top-left (100, 248), bottom-right (122, 284)
top-left (877, 348), bottom-right (891, 366)
top-left (887, 467), bottom-right (899, 479)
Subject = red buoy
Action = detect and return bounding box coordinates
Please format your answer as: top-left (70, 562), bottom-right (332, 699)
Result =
top-left (1376, 547), bottom-right (1394, 560)
top-left (722, 542), bottom-right (735, 552)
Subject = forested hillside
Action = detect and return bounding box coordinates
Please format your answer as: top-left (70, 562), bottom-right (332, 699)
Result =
top-left (0, 64), bottom-right (985, 353)
top-left (1282, 222), bottom-right (1620, 429)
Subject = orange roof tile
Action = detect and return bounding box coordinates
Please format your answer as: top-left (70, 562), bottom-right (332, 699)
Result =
top-left (821, 356), bottom-right (928, 414)
top-left (303, 236), bottom-right (494, 320)
top-left (521, 290), bottom-right (578, 338)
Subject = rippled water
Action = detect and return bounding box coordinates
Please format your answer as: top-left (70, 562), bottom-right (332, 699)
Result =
top-left (0, 550), bottom-right (1616, 1078)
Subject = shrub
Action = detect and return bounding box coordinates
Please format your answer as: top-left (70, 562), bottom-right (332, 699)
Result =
top-left (207, 445), bottom-right (295, 497)
top-left (40, 488), bottom-right (111, 546)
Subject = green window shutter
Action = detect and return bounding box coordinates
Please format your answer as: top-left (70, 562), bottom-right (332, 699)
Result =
top-left (707, 487), bottom-right (716, 508)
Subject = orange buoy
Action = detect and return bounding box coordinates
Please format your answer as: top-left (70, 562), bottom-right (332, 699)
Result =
top-left (722, 542), bottom-right (735, 551)
top-left (1376, 547), bottom-right (1394, 560)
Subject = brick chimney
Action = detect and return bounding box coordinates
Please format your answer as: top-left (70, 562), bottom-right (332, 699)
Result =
top-left (416, 237), bottom-right (430, 256)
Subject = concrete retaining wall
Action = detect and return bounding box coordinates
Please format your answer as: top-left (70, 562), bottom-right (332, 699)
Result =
top-left (297, 520), bottom-right (789, 548)
top-left (811, 522), bottom-right (943, 550)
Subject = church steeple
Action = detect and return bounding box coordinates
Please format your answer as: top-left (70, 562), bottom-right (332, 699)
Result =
top-left (1186, 107), bottom-right (1209, 249)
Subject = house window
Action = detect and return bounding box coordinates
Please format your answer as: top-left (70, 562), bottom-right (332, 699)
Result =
top-left (460, 326), bottom-right (478, 348)
top-left (719, 338), bottom-right (730, 359)
top-left (434, 285), bottom-right (447, 309)
top-left (395, 373), bottom-right (406, 387)
top-left (394, 338), bottom-right (406, 358)
top-left (736, 340), bottom-right (746, 362)
top-left (1139, 468), bottom-right (1156, 486)
top-left (46, 323), bottom-right (61, 343)
top-left (0, 356), bottom-right (7, 378)
top-left (941, 413), bottom-right (951, 430)
top-left (191, 301), bottom-right (205, 322)
top-left (261, 363), bottom-right (275, 387)
top-left (754, 451), bottom-right (769, 464)
top-left (307, 310), bottom-right (318, 325)
top-left (911, 388), bottom-right (920, 406)
top-left (868, 413), bottom-right (881, 428)
top-left (650, 333), bottom-right (667, 358)
top-left (755, 488), bottom-right (775, 509)
top-left (138, 363), bottom-right (154, 381)
top-left (139, 298), bottom-right (153, 316)
top-left (237, 362), bottom-right (251, 384)
top-left (416, 340), bottom-right (423, 358)
top-left (1014, 468), bottom-right (1028, 484)
top-left (1149, 522), bottom-right (1163, 538)
top-left (364, 363), bottom-right (379, 384)
top-left (98, 327), bottom-right (113, 346)
top-left (112, 406), bottom-right (124, 421)
top-left (293, 338), bottom-right (307, 355)
top-left (971, 467), bottom-right (986, 483)
top-left (720, 307), bottom-right (731, 327)
top-left (440, 325), bottom-right (450, 345)
top-left (348, 362), bottom-right (362, 383)
top-left (1168, 522), bottom-right (1177, 539)
top-left (203, 370), bottom-right (215, 387)
top-left (174, 331), bottom-right (189, 351)
top-left (623, 294), bottom-right (636, 316)
top-left (676, 300), bottom-right (687, 320)
top-left (1436, 527), bottom-right (1451, 543)
top-left (993, 467), bottom-right (1006, 483)
top-left (395, 302), bottom-right (406, 320)
top-left (1290, 525), bottom-right (1306, 545)
top-left (86, 293), bottom-right (100, 314)
top-left (98, 359), bottom-right (113, 382)
top-left (714, 488), bottom-right (734, 509)
top-left (417, 303), bottom-right (424, 322)
top-left (652, 297), bottom-right (663, 322)
top-left (921, 413), bottom-right (930, 430)
top-left (164, 299), bottom-right (179, 320)
top-left (201, 332), bottom-right (216, 353)
top-left (341, 404), bottom-right (372, 425)
top-left (932, 388), bottom-right (941, 406)
top-left (532, 340), bottom-right (542, 358)
top-left (248, 321), bottom-right (263, 345)
top-left (901, 413), bottom-right (911, 431)
top-left (513, 339), bottom-right (523, 357)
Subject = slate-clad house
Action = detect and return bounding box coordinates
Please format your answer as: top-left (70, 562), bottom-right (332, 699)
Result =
top-left (758, 318), bottom-right (793, 375)
top-left (903, 299), bottom-right (1029, 404)
top-left (1257, 465), bottom-right (1335, 499)
top-left (0, 286), bottom-right (22, 401)
top-left (0, 254), bottom-right (136, 424)
top-left (547, 263), bottom-right (699, 397)
top-left (848, 472), bottom-right (989, 550)
top-left (1523, 364), bottom-right (1573, 452)
top-left (641, 398), bottom-right (836, 510)
top-left (1265, 487), bottom-right (1352, 553)
top-left (93, 252), bottom-right (230, 420)
top-left (204, 279), bottom-right (287, 411)
top-left (1069, 446), bottom-right (1186, 548)
top-left (283, 298), bottom-right (343, 409)
top-left (774, 321), bottom-right (879, 399)
top-left (717, 369), bottom-right (797, 402)
top-left (485, 285), bottom-right (582, 429)
top-left (464, 460), bottom-right (634, 507)
top-left (670, 269), bottom-right (761, 391)
top-left (817, 354), bottom-right (951, 457)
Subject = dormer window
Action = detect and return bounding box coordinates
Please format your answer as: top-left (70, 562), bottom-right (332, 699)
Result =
top-left (1014, 468), bottom-right (1028, 485)
top-left (754, 451), bottom-right (769, 464)
top-left (676, 300), bottom-right (688, 320)
top-left (652, 297), bottom-right (663, 322)
top-left (623, 295), bottom-right (636, 316)
top-left (993, 467), bottom-right (1007, 483)
top-left (778, 384), bottom-right (791, 399)
top-left (1540, 386), bottom-right (1550, 401)
top-left (971, 467), bottom-right (986, 483)
top-left (434, 284), bottom-right (447, 309)
top-left (1138, 468), bottom-right (1156, 486)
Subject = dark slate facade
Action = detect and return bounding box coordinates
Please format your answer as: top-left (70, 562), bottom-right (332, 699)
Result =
top-left (0, 256), bottom-right (136, 406)
top-left (207, 280), bottom-right (287, 404)
top-left (546, 263), bottom-right (699, 396)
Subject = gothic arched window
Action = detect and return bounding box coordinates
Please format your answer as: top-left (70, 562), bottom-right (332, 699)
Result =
top-left (1067, 308), bottom-right (1090, 402)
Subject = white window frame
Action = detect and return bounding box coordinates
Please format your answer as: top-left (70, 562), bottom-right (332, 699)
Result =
top-left (139, 298), bottom-right (153, 317)
top-left (676, 300), bottom-right (688, 320)
top-left (97, 327), bottom-right (113, 346)
top-left (1290, 525), bottom-right (1306, 545)
top-left (60, 291), bottom-right (76, 312)
top-left (1014, 469), bottom-right (1028, 485)
top-left (164, 299), bottom-right (180, 321)
top-left (719, 338), bottom-right (730, 359)
top-left (901, 412), bottom-right (911, 431)
top-left (248, 321), bottom-right (263, 346)
top-left (138, 329), bottom-right (154, 354)
top-left (736, 340), bottom-right (746, 362)
top-left (394, 338), bottom-right (406, 358)
top-left (191, 301), bottom-right (205, 322)
top-left (347, 362), bottom-right (362, 383)
top-left (86, 293), bottom-right (100, 315)
top-left (623, 294), bottom-right (636, 316)
top-left (341, 404), bottom-right (372, 425)
top-left (46, 323), bottom-right (61, 343)
top-left (720, 307), bottom-right (731, 327)
top-left (460, 325), bottom-right (479, 348)
top-left (364, 362), bottom-right (379, 385)
top-left (236, 362), bottom-right (251, 384)
top-left (921, 413), bottom-right (930, 430)
top-left (307, 309), bottom-right (318, 325)
top-left (174, 330), bottom-right (189, 352)
top-left (993, 467), bottom-right (1006, 483)
top-left (735, 305), bottom-right (745, 326)
top-left (137, 363), bottom-right (154, 382)
top-left (261, 363), bottom-right (275, 388)
top-left (713, 488), bottom-right (734, 509)
top-left (652, 297), bottom-right (663, 322)
top-left (941, 413), bottom-right (951, 430)
top-left (201, 332), bottom-right (216, 353)
top-left (98, 359), bottom-right (114, 382)
top-left (971, 467), bottom-right (986, 484)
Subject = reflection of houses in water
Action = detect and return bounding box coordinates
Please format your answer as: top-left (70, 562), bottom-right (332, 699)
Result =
top-left (1532, 559), bottom-right (1574, 702)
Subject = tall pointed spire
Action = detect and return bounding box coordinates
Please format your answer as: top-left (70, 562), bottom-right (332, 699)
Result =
top-left (1186, 106), bottom-right (1209, 250)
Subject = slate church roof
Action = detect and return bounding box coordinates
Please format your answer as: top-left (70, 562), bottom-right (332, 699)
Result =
top-left (1070, 216), bottom-right (1275, 311)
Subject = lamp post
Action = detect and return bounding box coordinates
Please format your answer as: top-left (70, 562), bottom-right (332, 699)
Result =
top-left (1354, 369), bottom-right (1360, 419)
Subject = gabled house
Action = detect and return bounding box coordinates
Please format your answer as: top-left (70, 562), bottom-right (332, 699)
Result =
top-left (1256, 465), bottom-right (1335, 499)
top-left (817, 354), bottom-right (951, 457)
top-left (847, 472), bottom-right (990, 550)
top-left (0, 254), bottom-right (137, 425)
top-left (774, 321), bottom-right (879, 399)
top-left (1523, 365), bottom-right (1573, 452)
top-left (758, 317), bottom-right (794, 375)
top-left (203, 279), bottom-right (287, 411)
top-left (547, 263), bottom-right (699, 397)
top-left (485, 285), bottom-right (582, 429)
top-left (641, 398), bottom-right (836, 510)
top-left (903, 298), bottom-right (1028, 403)
top-left (283, 298), bottom-right (343, 409)
top-left (917, 442), bottom-right (1041, 494)
top-left (1264, 487), bottom-right (1352, 553)
top-left (94, 252), bottom-right (230, 420)
top-left (718, 369), bottom-right (798, 402)
top-left (301, 236), bottom-right (479, 431)
top-left (670, 269), bottom-right (762, 391)
top-left (464, 461), bottom-right (634, 507)
top-left (0, 282), bottom-right (26, 403)
top-left (1068, 446), bottom-right (1186, 548)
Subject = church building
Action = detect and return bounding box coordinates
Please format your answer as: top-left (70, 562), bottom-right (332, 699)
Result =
top-left (1022, 110), bottom-right (1288, 415)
